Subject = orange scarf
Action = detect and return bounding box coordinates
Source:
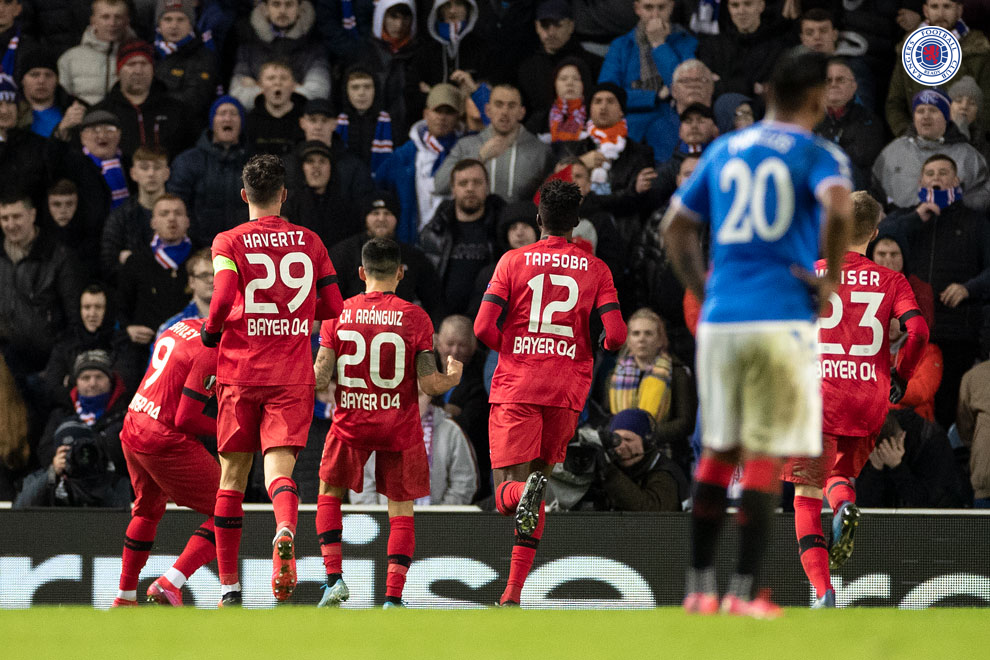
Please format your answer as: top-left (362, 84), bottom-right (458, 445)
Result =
top-left (586, 118), bottom-right (628, 148)
top-left (382, 31), bottom-right (411, 53)
top-left (549, 97), bottom-right (586, 143)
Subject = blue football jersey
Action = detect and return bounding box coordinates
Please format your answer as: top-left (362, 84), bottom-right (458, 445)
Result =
top-left (672, 120), bottom-right (852, 323)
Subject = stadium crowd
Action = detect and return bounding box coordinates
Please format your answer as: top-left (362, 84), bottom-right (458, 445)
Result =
top-left (1, 0), bottom-right (990, 510)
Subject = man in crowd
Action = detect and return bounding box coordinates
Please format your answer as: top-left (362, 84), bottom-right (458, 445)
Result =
top-left (57, 0), bottom-right (133, 105)
top-left (77, 109), bottom-right (128, 211)
top-left (797, 9), bottom-right (875, 110)
top-left (153, 0), bottom-right (219, 121)
top-left (245, 60), bottom-right (306, 156)
top-left (156, 248), bottom-right (215, 338)
top-left (16, 46), bottom-right (80, 139)
top-left (697, 0), bottom-right (789, 97)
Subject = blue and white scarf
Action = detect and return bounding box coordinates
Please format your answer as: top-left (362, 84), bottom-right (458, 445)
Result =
top-left (75, 391), bottom-right (111, 426)
top-left (83, 148), bottom-right (130, 208)
top-left (1, 28), bottom-right (18, 78)
top-left (341, 0), bottom-right (357, 33)
top-left (150, 234), bottom-right (192, 270)
top-left (335, 110), bottom-right (394, 171)
top-left (153, 30), bottom-right (196, 58)
top-left (918, 185), bottom-right (964, 209)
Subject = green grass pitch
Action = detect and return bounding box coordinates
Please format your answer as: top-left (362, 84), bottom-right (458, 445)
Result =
top-left (3, 607), bottom-right (989, 660)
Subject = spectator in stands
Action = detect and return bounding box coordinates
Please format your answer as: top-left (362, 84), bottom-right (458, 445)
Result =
top-left (436, 84), bottom-right (551, 203)
top-left (887, 301), bottom-right (943, 423)
top-left (335, 65), bottom-right (394, 170)
top-left (948, 75), bottom-right (988, 158)
top-left (17, 350), bottom-right (131, 508)
top-left (814, 57), bottom-right (885, 190)
top-left (712, 92), bottom-right (756, 135)
top-left (313, 0), bottom-right (375, 65)
top-left (283, 96), bottom-right (340, 188)
top-left (411, 0), bottom-right (488, 107)
top-left (375, 83), bottom-right (464, 244)
top-left (640, 58), bottom-right (716, 161)
top-left (360, 0), bottom-right (419, 142)
top-left (350, 386), bottom-right (479, 504)
top-left (101, 145), bottom-right (168, 281)
top-left (57, 0), bottom-right (134, 105)
top-left (281, 140), bottom-right (366, 247)
top-left (40, 178), bottom-right (98, 281)
top-left (229, 0), bottom-right (329, 110)
top-left (639, 101), bottom-right (715, 211)
top-left (517, 0), bottom-right (603, 132)
top-left (420, 159), bottom-right (504, 316)
top-left (797, 8), bottom-right (875, 110)
top-left (527, 57), bottom-right (592, 143)
top-left (696, 0), bottom-right (789, 97)
top-left (869, 231), bottom-right (936, 334)
top-left (0, 354), bottom-right (29, 501)
top-left (958, 360), bottom-right (990, 507)
top-left (886, 0), bottom-right (990, 138)
top-left (880, 153), bottom-right (990, 428)
top-left (329, 191), bottom-right (442, 318)
top-left (17, 0), bottom-right (93, 60)
top-left (116, 194), bottom-right (192, 382)
top-left (156, 247), bottom-right (214, 337)
top-left (15, 46), bottom-right (80, 139)
top-left (589, 408), bottom-right (688, 511)
top-left (0, 73), bottom-right (54, 204)
top-left (153, 0), bottom-right (220, 122)
top-left (598, 0), bottom-right (696, 153)
top-left (168, 95), bottom-right (250, 247)
top-left (77, 108), bottom-right (129, 210)
top-left (0, 193), bottom-right (82, 386)
top-left (434, 313), bottom-right (491, 500)
top-left (94, 38), bottom-right (196, 160)
top-left (0, 0), bottom-right (31, 80)
top-left (43, 284), bottom-right (125, 409)
top-left (872, 89), bottom-right (990, 211)
top-left (244, 59), bottom-right (306, 156)
top-left (856, 409), bottom-right (967, 508)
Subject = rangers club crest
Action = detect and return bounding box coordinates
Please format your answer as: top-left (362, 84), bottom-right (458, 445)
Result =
top-left (902, 26), bottom-right (961, 86)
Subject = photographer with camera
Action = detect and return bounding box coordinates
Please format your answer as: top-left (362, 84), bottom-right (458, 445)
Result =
top-left (15, 349), bottom-right (131, 508)
top-left (553, 408), bottom-right (689, 512)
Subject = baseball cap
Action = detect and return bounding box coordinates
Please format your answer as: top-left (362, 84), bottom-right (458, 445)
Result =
top-left (426, 83), bottom-right (463, 112)
top-left (303, 97), bottom-right (337, 118)
top-left (679, 102), bottom-right (715, 122)
top-left (536, 0), bottom-right (573, 21)
top-left (300, 140), bottom-right (332, 160)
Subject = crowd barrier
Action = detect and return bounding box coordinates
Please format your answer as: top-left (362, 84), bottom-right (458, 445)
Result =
top-left (1, 508), bottom-right (988, 609)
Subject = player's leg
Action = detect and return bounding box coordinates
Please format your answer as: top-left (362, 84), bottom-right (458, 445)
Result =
top-left (263, 446), bottom-right (300, 602)
top-left (215, 451), bottom-right (253, 606)
top-left (826, 435), bottom-right (871, 570)
top-left (115, 446), bottom-right (167, 607)
top-left (495, 458), bottom-right (548, 607)
top-left (383, 499), bottom-right (415, 608)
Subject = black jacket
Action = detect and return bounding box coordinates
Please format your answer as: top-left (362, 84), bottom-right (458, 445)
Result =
top-left (0, 128), bottom-right (56, 205)
top-left (696, 17), bottom-right (789, 97)
top-left (417, 195), bottom-right (506, 284)
top-left (329, 232), bottom-right (443, 320)
top-left (281, 185), bottom-right (366, 252)
top-left (19, 0), bottom-right (92, 58)
top-left (154, 37), bottom-right (221, 121)
top-left (516, 35), bottom-right (603, 126)
top-left (99, 198), bottom-right (153, 282)
top-left (815, 101), bottom-right (886, 191)
top-left (881, 201), bottom-right (990, 343)
top-left (43, 318), bottom-right (127, 410)
top-left (357, 36), bottom-right (421, 145)
top-left (93, 80), bottom-right (199, 160)
top-left (117, 247), bottom-right (191, 331)
top-left (245, 92), bottom-right (307, 157)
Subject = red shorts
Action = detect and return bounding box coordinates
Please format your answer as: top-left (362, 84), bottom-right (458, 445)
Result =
top-left (122, 439), bottom-right (220, 520)
top-left (319, 431), bottom-right (430, 502)
top-left (782, 432), bottom-right (877, 489)
top-left (215, 383), bottom-right (312, 454)
top-left (488, 403), bottom-right (580, 469)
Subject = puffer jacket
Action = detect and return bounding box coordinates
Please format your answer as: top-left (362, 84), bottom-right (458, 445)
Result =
top-left (0, 230), bottom-right (83, 366)
top-left (56, 25), bottom-right (135, 106)
top-left (167, 130), bottom-right (250, 247)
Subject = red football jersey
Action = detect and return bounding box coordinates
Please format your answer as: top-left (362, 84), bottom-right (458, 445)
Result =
top-left (319, 292), bottom-right (434, 451)
top-left (211, 215), bottom-right (337, 385)
top-left (817, 252), bottom-right (921, 436)
top-left (485, 235), bottom-right (620, 411)
top-left (121, 318), bottom-right (218, 452)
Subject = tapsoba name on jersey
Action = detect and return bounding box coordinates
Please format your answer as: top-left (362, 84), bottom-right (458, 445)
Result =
top-left (240, 230), bottom-right (306, 249)
top-left (524, 251), bottom-right (589, 271)
top-left (338, 307), bottom-right (404, 326)
top-left (815, 268), bottom-right (882, 287)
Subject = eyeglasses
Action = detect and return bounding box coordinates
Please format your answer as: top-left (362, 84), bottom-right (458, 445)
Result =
top-left (190, 272), bottom-right (214, 281)
top-left (84, 125), bottom-right (119, 135)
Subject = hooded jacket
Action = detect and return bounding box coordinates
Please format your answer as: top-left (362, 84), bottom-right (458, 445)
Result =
top-left (167, 129), bottom-right (250, 247)
top-left (43, 309), bottom-right (127, 410)
top-left (229, 0), bottom-right (331, 110)
top-left (93, 79), bottom-right (199, 160)
top-left (411, 0), bottom-right (487, 96)
top-left (871, 122), bottom-right (990, 212)
top-left (433, 125), bottom-right (552, 203)
top-left (359, 0), bottom-right (419, 142)
top-left (56, 25), bottom-right (135, 106)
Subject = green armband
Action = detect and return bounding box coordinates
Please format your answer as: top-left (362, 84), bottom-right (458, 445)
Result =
top-left (213, 255), bottom-right (238, 274)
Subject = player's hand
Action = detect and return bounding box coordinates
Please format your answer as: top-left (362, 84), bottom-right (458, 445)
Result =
top-left (445, 355), bottom-right (463, 385)
top-left (126, 325), bottom-right (155, 344)
top-left (940, 283), bottom-right (969, 308)
top-left (450, 69), bottom-right (479, 94)
top-left (896, 8), bottom-right (922, 33)
top-left (200, 323), bottom-right (223, 348)
top-left (52, 445), bottom-right (70, 477)
top-left (791, 265), bottom-right (837, 317)
top-left (915, 201), bottom-right (940, 222)
top-left (889, 368), bottom-right (908, 404)
top-left (635, 167), bottom-right (658, 194)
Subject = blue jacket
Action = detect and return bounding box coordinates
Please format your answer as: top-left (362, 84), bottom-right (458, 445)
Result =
top-left (375, 139), bottom-right (420, 245)
top-left (598, 25), bottom-right (697, 114)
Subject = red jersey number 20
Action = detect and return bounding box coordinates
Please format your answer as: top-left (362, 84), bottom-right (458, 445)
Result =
top-left (336, 330), bottom-right (404, 410)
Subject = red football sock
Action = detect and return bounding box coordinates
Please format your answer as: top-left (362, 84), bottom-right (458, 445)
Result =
top-left (119, 515), bottom-right (158, 591)
top-left (501, 506), bottom-right (545, 604)
top-left (386, 516), bottom-right (415, 600)
top-left (173, 518), bottom-right (216, 579)
top-left (495, 480), bottom-right (525, 516)
top-left (267, 476), bottom-right (299, 535)
top-left (316, 494), bottom-right (343, 576)
top-left (214, 489), bottom-right (244, 585)
top-left (794, 495), bottom-right (832, 598)
top-left (825, 477), bottom-right (856, 512)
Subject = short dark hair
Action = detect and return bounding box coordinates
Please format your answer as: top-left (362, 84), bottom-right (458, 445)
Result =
top-left (186, 247), bottom-right (212, 276)
top-left (81, 283), bottom-right (107, 298)
top-left (850, 191), bottom-right (882, 244)
top-left (537, 179), bottom-right (581, 233)
top-left (0, 192), bottom-right (33, 209)
top-left (361, 237), bottom-right (401, 278)
top-left (800, 8), bottom-right (834, 27)
top-left (878, 411), bottom-right (903, 442)
top-left (242, 155), bottom-right (286, 205)
top-left (923, 153), bottom-right (958, 174)
top-left (48, 178), bottom-right (78, 197)
top-left (450, 158), bottom-right (488, 184)
top-left (768, 49), bottom-right (828, 115)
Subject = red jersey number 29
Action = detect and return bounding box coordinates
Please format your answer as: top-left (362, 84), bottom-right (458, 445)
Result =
top-left (244, 252), bottom-right (314, 314)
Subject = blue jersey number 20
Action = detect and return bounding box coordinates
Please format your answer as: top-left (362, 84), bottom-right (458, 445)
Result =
top-left (716, 157), bottom-right (795, 245)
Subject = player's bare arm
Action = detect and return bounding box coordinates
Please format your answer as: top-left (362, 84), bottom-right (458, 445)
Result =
top-left (662, 209), bottom-right (707, 302)
top-left (314, 346), bottom-right (336, 392)
top-left (417, 351), bottom-right (463, 395)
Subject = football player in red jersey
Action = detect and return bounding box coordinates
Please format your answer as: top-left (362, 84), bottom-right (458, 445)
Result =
top-left (474, 179), bottom-right (627, 606)
top-left (312, 237), bottom-right (462, 608)
top-left (782, 191), bottom-right (929, 607)
top-left (201, 155), bottom-right (344, 606)
top-left (111, 318), bottom-right (219, 608)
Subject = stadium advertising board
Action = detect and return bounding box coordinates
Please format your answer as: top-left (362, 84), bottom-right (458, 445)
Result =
top-left (1, 510), bottom-right (987, 609)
